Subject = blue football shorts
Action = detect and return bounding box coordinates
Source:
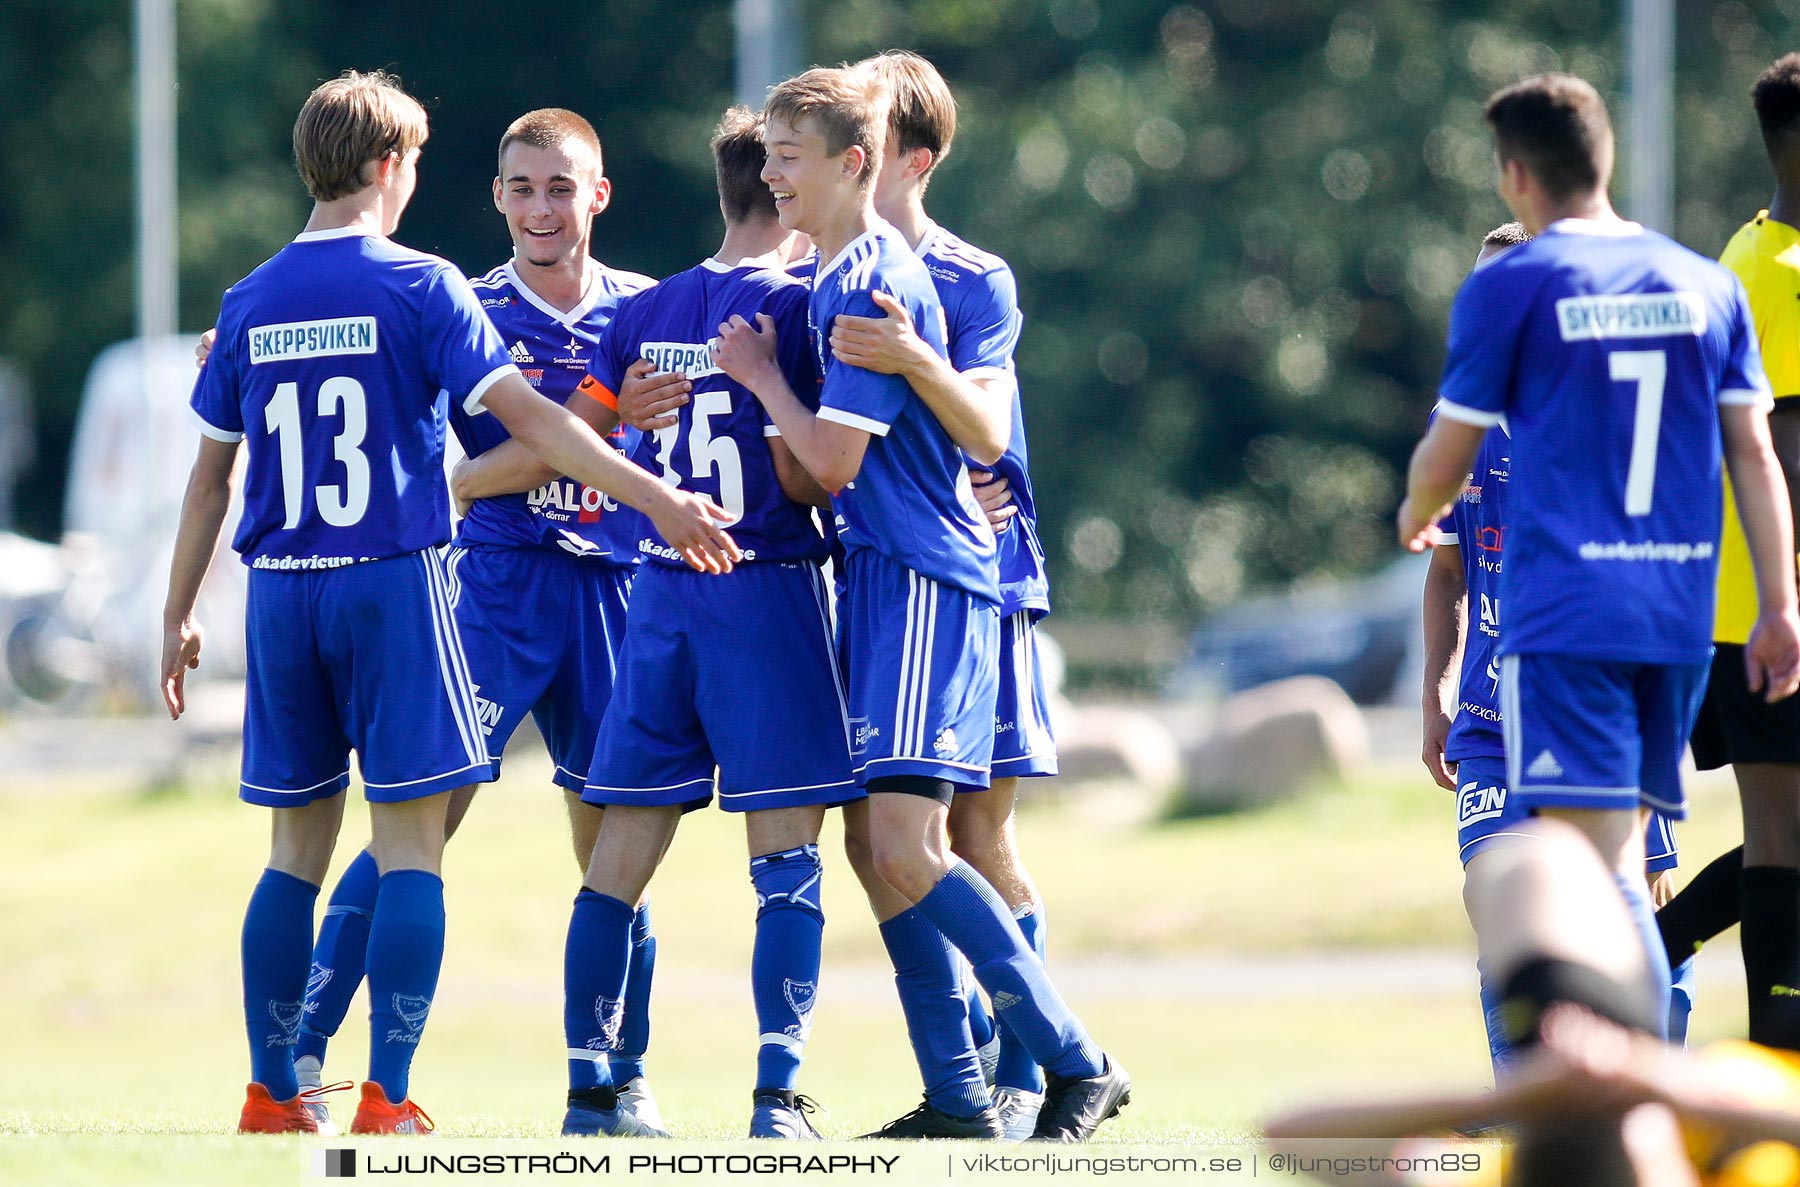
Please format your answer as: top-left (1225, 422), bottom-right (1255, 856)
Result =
top-left (1499, 652), bottom-right (1708, 819)
top-left (582, 561), bottom-right (857, 812)
top-left (990, 610), bottom-right (1058, 779)
top-left (240, 549), bottom-right (491, 807)
top-left (1454, 754), bottom-right (1680, 870)
top-left (837, 547), bottom-right (999, 791)
top-left (446, 544), bottom-right (630, 791)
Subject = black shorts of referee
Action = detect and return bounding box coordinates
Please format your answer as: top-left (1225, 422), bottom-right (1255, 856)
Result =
top-left (1690, 642), bottom-right (1800, 770)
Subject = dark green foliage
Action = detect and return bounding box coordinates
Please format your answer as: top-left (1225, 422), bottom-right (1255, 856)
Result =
top-left (0, 0), bottom-right (1794, 618)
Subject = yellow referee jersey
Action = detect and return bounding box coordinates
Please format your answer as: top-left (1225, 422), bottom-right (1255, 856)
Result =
top-left (1717, 213), bottom-right (1800, 645)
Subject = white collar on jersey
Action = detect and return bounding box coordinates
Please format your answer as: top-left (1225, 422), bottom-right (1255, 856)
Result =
top-left (1545, 217), bottom-right (1645, 237)
top-left (911, 220), bottom-right (947, 258)
top-left (502, 258), bottom-right (608, 326)
top-left (292, 225), bottom-right (377, 243)
top-left (817, 220), bottom-right (897, 279)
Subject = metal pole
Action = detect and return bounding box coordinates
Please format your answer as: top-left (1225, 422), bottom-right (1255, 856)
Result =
top-left (135, 0), bottom-right (177, 342)
top-left (1627, 0), bottom-right (1674, 233)
top-left (734, 0), bottom-right (802, 109)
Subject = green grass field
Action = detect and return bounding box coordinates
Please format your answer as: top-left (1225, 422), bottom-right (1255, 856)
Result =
top-left (0, 746), bottom-right (1754, 1185)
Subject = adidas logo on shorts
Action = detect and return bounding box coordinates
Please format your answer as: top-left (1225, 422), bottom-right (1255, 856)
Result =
top-left (1525, 749), bottom-right (1564, 780)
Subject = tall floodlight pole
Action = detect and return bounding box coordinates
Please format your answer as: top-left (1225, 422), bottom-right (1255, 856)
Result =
top-left (135, 0), bottom-right (177, 342)
top-left (735, 0), bottom-right (802, 108)
top-left (1627, 0), bottom-right (1675, 233)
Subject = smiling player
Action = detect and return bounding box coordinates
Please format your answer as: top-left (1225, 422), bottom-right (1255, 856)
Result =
top-left (259, 109), bottom-right (680, 1135)
top-left (715, 65), bottom-right (1129, 1143)
top-left (162, 72), bottom-right (733, 1136)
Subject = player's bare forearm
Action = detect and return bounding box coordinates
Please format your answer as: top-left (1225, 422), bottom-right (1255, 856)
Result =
top-left (1723, 403), bottom-right (1800, 699)
top-left (1398, 419), bottom-right (1485, 551)
top-left (452, 393), bottom-right (618, 504)
top-left (161, 436), bottom-right (238, 718)
top-left (1723, 404), bottom-right (1800, 615)
top-left (903, 360), bottom-right (1011, 466)
top-left (1767, 402), bottom-right (1800, 539)
top-left (453, 440), bottom-right (558, 504)
top-left (769, 436), bottom-right (832, 509)
top-left (481, 373), bottom-right (739, 572)
top-left (1421, 544), bottom-right (1466, 790)
top-left (831, 294), bottom-right (1012, 464)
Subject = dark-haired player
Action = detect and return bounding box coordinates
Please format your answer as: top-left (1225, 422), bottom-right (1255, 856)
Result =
top-left (163, 72), bottom-right (734, 1136)
top-left (1399, 72), bottom-right (1800, 1034)
top-left (1679, 51), bottom-right (1800, 1051)
top-left (1424, 223), bottom-right (1692, 1073)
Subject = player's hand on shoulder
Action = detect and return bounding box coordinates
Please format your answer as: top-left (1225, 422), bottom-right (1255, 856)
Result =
top-left (194, 328), bottom-right (217, 369)
top-left (618, 358), bottom-right (690, 431)
top-left (830, 289), bottom-right (922, 376)
top-left (1396, 497), bottom-right (1444, 553)
top-left (713, 314), bottom-right (779, 392)
top-left (160, 616), bottom-right (203, 720)
top-left (1745, 605), bottom-right (1800, 702)
top-left (648, 487), bottom-right (743, 575)
top-left (970, 469), bottom-right (1017, 533)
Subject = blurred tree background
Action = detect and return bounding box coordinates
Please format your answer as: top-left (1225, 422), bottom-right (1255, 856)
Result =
top-left (3, 0), bottom-right (1799, 622)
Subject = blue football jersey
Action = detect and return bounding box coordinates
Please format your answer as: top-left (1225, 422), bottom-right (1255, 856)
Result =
top-left (1437, 219), bottom-right (1772, 665)
top-left (811, 226), bottom-right (999, 603)
top-left (191, 227), bottom-right (518, 567)
top-left (917, 224), bottom-right (1049, 619)
top-left (1442, 425), bottom-right (1508, 762)
top-left (449, 260), bottom-right (655, 562)
top-left (590, 259), bottom-right (827, 566)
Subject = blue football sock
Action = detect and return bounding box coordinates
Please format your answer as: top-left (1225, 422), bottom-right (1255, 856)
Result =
top-left (608, 902), bottom-right (656, 1086)
top-left (915, 863), bottom-right (1104, 1081)
top-left (1613, 869), bottom-right (1671, 1040)
top-left (296, 848), bottom-right (379, 1066)
top-left (365, 869), bottom-right (445, 1103)
top-left (965, 974), bottom-right (996, 1051)
top-left (564, 890), bottom-right (634, 1094)
top-left (242, 868), bottom-right (320, 1101)
top-left (1669, 953), bottom-right (1696, 1048)
top-left (879, 907), bottom-right (991, 1118)
top-left (1475, 954), bottom-right (1513, 1080)
top-left (994, 903), bottom-right (1047, 1092)
top-left (750, 845), bottom-right (825, 1092)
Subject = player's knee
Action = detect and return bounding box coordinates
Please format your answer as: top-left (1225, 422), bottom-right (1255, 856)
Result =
top-left (751, 844), bottom-right (825, 924)
top-left (843, 822), bottom-right (880, 885)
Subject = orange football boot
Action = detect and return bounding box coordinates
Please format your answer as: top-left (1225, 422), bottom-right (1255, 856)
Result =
top-left (238, 1082), bottom-right (319, 1134)
top-left (349, 1081), bottom-right (435, 1135)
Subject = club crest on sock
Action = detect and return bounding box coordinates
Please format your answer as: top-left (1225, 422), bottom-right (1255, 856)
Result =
top-left (386, 993), bottom-right (431, 1045)
top-left (267, 999), bottom-right (304, 1048)
top-left (593, 995), bottom-right (625, 1050)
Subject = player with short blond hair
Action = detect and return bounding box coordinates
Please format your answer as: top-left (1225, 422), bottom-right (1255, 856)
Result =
top-left (798, 48), bottom-right (1062, 1141)
top-left (164, 70), bottom-right (735, 1137)
top-left (715, 64), bottom-right (1129, 1143)
top-left (251, 102), bottom-right (677, 1135)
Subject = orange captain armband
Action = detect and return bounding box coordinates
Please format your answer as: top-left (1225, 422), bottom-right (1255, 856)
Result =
top-left (576, 373), bottom-right (618, 411)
